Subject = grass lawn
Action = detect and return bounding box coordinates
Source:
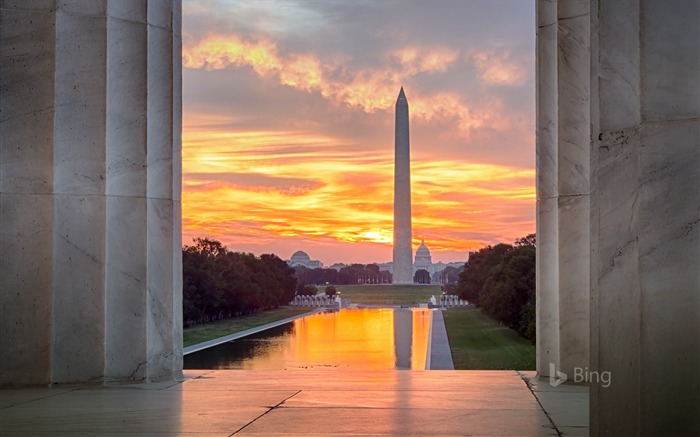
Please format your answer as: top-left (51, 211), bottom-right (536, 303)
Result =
top-left (334, 284), bottom-right (442, 305)
top-left (443, 307), bottom-right (536, 370)
top-left (183, 306), bottom-right (313, 347)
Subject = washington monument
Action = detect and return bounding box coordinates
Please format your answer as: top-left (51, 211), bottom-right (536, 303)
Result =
top-left (393, 87), bottom-right (413, 284)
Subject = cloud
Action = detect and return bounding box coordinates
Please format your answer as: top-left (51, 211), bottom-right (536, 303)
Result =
top-left (183, 33), bottom-right (510, 134)
top-left (180, 1), bottom-right (536, 264)
top-left (183, 34), bottom-right (282, 73)
top-left (182, 123), bottom-right (535, 261)
top-left (184, 172), bottom-right (324, 194)
top-left (472, 49), bottom-right (529, 86)
top-left (390, 46), bottom-right (460, 74)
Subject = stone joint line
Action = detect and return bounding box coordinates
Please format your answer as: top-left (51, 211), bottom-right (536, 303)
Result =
top-left (230, 390), bottom-right (302, 436)
top-left (518, 373), bottom-right (563, 437)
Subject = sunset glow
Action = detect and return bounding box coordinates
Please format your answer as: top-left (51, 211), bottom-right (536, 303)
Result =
top-left (182, 1), bottom-right (535, 264)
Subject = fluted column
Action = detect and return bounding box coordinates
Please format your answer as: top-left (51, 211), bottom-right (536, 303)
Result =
top-left (536, 0), bottom-right (591, 378)
top-left (591, 1), bottom-right (699, 435)
top-left (0, 0), bottom-right (182, 385)
top-left (535, 0), bottom-right (560, 376)
top-left (538, 0), bottom-right (700, 435)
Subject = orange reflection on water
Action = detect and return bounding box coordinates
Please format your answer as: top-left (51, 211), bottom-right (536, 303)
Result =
top-left (294, 308), bottom-right (397, 369)
top-left (411, 309), bottom-right (431, 369)
top-left (292, 308), bottom-right (431, 370)
top-left (185, 308), bottom-right (433, 370)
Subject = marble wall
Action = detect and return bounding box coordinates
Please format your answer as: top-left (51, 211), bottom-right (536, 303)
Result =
top-left (0, 0), bottom-right (182, 385)
top-left (538, 0), bottom-right (700, 435)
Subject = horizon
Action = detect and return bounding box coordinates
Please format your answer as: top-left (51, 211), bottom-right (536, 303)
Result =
top-left (285, 247), bottom-right (471, 268)
top-left (187, 236), bottom-right (481, 268)
top-left (181, 1), bottom-right (536, 265)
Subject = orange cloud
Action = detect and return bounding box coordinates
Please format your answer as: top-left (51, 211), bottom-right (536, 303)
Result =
top-left (391, 46), bottom-right (460, 74)
top-left (182, 121), bottom-right (534, 261)
top-left (183, 34), bottom-right (281, 74)
top-left (183, 33), bottom-right (511, 134)
top-left (472, 49), bottom-right (528, 86)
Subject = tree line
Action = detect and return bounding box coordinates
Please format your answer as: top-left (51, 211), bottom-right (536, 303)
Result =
top-left (182, 238), bottom-right (297, 327)
top-left (455, 234), bottom-right (536, 342)
top-left (295, 264), bottom-right (462, 287)
top-left (294, 263), bottom-right (392, 286)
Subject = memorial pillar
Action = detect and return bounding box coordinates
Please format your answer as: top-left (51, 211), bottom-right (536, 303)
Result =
top-left (539, 0), bottom-right (699, 434)
top-left (0, 0), bottom-right (182, 385)
top-left (591, 1), bottom-right (700, 435)
top-left (536, 0), bottom-right (591, 378)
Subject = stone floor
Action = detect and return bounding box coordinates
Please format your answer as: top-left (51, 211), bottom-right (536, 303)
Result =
top-left (0, 370), bottom-right (587, 436)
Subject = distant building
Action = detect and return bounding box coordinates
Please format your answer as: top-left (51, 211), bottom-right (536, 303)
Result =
top-left (377, 261), bottom-right (393, 272)
top-left (413, 240), bottom-right (464, 276)
top-left (286, 250), bottom-right (323, 269)
top-left (288, 243), bottom-right (466, 281)
top-left (414, 239), bottom-right (432, 272)
top-left (376, 240), bottom-right (466, 283)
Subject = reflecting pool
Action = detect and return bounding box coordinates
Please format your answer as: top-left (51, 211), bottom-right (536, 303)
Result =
top-left (184, 308), bottom-right (433, 370)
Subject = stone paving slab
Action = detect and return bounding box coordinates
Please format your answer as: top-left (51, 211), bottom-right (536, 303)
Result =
top-left (1, 370), bottom-right (587, 436)
top-left (520, 371), bottom-right (589, 435)
top-left (238, 407), bottom-right (558, 436)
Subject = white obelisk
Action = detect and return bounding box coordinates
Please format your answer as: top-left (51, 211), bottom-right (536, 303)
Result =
top-left (392, 87), bottom-right (413, 284)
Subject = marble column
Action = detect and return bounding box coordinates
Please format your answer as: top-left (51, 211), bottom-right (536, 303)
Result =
top-left (538, 0), bottom-right (700, 435)
top-left (590, 1), bottom-right (700, 435)
top-left (535, 0), bottom-right (591, 378)
top-left (0, 0), bottom-right (182, 385)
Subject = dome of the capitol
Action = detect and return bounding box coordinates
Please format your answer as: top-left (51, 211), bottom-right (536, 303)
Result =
top-left (416, 241), bottom-right (430, 257)
top-left (414, 239), bottom-right (432, 266)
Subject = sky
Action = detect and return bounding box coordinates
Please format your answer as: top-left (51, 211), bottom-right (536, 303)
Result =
top-left (182, 0), bottom-right (536, 265)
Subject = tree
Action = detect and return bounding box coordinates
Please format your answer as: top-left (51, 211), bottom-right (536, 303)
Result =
top-left (296, 283), bottom-right (317, 296)
top-left (324, 285), bottom-right (337, 296)
top-left (452, 235), bottom-right (537, 343)
top-left (339, 264), bottom-right (366, 284)
top-left (519, 299), bottom-right (536, 342)
top-left (414, 269), bottom-right (431, 284)
top-left (479, 245), bottom-right (535, 333)
top-left (455, 243), bottom-right (512, 306)
top-left (433, 265), bottom-right (462, 284)
top-left (191, 237), bottom-right (226, 257)
top-left (365, 264), bottom-right (380, 284)
top-left (182, 238), bottom-right (300, 327)
top-left (515, 233), bottom-right (536, 247)
top-left (260, 253), bottom-right (298, 306)
top-left (305, 267), bottom-right (339, 285)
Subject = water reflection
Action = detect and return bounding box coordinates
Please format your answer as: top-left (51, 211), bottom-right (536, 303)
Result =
top-left (184, 308), bottom-right (432, 370)
top-left (394, 309), bottom-right (413, 369)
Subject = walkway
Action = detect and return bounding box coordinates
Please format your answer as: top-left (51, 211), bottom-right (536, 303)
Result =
top-left (427, 309), bottom-right (455, 370)
top-left (1, 370), bottom-right (588, 436)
